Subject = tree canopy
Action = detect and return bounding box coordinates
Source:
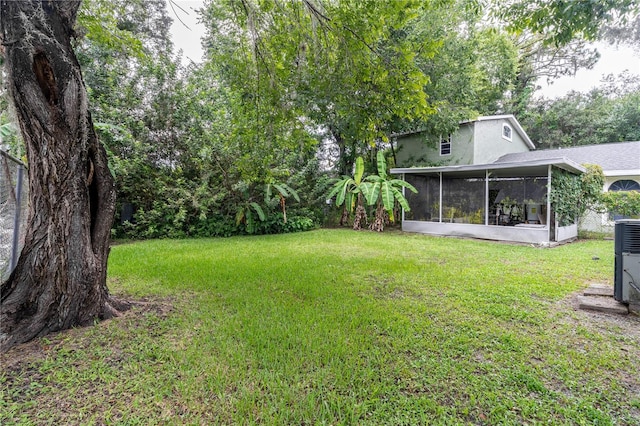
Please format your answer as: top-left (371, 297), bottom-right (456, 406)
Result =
top-left (521, 73), bottom-right (640, 148)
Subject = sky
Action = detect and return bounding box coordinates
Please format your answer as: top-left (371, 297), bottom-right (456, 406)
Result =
top-left (166, 0), bottom-right (206, 64)
top-left (539, 42), bottom-right (640, 98)
top-left (166, 0), bottom-right (640, 99)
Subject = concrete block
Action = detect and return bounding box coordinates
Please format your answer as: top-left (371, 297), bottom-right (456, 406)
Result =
top-left (577, 295), bottom-right (628, 315)
top-left (583, 284), bottom-right (614, 297)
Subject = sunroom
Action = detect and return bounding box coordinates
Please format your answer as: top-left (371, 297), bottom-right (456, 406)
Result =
top-left (391, 158), bottom-right (585, 245)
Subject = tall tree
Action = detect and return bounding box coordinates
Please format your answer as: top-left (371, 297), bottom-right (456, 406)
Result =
top-left (0, 1), bottom-right (126, 351)
top-left (402, 3), bottom-right (520, 135)
top-left (494, 0), bottom-right (639, 113)
top-left (520, 73), bottom-right (640, 148)
top-left (600, 13), bottom-right (640, 52)
top-left (202, 0), bottom-right (436, 176)
top-left (498, 0), bottom-right (638, 45)
top-left (506, 34), bottom-right (599, 115)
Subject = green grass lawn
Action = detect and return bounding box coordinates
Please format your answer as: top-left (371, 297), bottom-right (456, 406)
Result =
top-left (2, 229), bottom-right (639, 425)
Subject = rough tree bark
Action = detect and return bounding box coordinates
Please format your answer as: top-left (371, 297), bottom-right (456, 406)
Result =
top-left (0, 0), bottom-right (127, 351)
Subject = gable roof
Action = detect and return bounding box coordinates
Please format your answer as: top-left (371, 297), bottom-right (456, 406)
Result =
top-left (495, 141), bottom-right (640, 174)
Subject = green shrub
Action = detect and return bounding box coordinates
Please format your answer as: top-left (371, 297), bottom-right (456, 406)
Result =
top-left (601, 190), bottom-right (640, 218)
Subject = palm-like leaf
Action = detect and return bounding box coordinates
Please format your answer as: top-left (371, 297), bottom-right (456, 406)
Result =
top-left (346, 191), bottom-right (355, 213)
top-left (235, 207), bottom-right (245, 226)
top-left (326, 178), bottom-right (343, 200)
top-left (284, 185), bottom-right (300, 202)
top-left (250, 202), bottom-right (266, 221)
top-left (360, 181), bottom-right (379, 206)
top-left (389, 179), bottom-right (418, 193)
top-left (376, 151), bottom-right (387, 180)
top-left (391, 186), bottom-right (411, 212)
top-left (380, 181), bottom-right (395, 212)
top-left (336, 180), bottom-right (351, 207)
top-left (354, 156), bottom-right (364, 185)
top-left (246, 210), bottom-right (255, 234)
top-left (328, 177), bottom-right (356, 207)
top-left (0, 122), bottom-right (16, 139)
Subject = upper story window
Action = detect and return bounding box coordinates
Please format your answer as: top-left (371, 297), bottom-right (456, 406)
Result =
top-left (502, 123), bottom-right (512, 141)
top-left (440, 134), bottom-right (452, 156)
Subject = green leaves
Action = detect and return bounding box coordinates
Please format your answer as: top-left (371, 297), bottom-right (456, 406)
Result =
top-left (364, 152), bottom-right (417, 224)
top-left (270, 184), bottom-right (300, 203)
top-left (201, 0), bottom-right (436, 175)
top-left (0, 122), bottom-right (16, 141)
top-left (520, 79), bottom-right (640, 149)
top-left (76, 0), bottom-right (145, 59)
top-left (236, 202), bottom-right (266, 234)
top-left (376, 151), bottom-right (387, 180)
top-left (354, 157), bottom-right (365, 185)
top-left (359, 180), bottom-right (380, 207)
top-left (550, 165), bottom-right (605, 226)
top-left (327, 177), bottom-right (357, 209)
top-left (496, 0), bottom-right (638, 46)
top-left (601, 191), bottom-right (640, 218)
top-left (327, 152), bottom-right (418, 230)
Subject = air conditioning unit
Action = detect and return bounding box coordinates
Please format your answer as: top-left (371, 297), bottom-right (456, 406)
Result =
top-left (614, 219), bottom-right (640, 305)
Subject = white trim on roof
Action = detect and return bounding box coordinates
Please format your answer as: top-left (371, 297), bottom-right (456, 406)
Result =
top-left (391, 157), bottom-right (585, 175)
top-left (604, 169), bottom-right (640, 177)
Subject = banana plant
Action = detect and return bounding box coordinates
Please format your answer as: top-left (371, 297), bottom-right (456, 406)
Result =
top-left (361, 151), bottom-right (417, 231)
top-left (326, 156), bottom-right (368, 229)
top-left (235, 201), bottom-right (266, 234)
top-left (265, 182), bottom-right (300, 223)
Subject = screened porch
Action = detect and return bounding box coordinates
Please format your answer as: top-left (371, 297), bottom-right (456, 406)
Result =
top-left (391, 159), bottom-right (585, 245)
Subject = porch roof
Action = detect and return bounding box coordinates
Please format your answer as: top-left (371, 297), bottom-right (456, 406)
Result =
top-left (391, 157), bottom-right (585, 177)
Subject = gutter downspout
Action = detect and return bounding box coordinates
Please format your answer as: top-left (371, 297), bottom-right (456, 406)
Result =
top-left (547, 165), bottom-right (553, 242)
top-left (485, 170), bottom-right (490, 225)
top-left (439, 172), bottom-right (443, 223)
top-left (401, 173), bottom-right (405, 225)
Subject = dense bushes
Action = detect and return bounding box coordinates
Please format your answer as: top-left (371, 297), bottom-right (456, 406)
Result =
top-left (109, 157), bottom-right (327, 239)
top-left (117, 210), bottom-right (317, 239)
top-left (601, 190), bottom-right (640, 219)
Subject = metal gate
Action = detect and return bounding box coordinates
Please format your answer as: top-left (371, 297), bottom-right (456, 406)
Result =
top-left (1, 149), bottom-right (28, 281)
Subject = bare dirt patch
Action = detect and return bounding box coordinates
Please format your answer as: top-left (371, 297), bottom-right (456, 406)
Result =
top-left (566, 291), bottom-right (640, 340)
top-left (0, 295), bottom-right (173, 372)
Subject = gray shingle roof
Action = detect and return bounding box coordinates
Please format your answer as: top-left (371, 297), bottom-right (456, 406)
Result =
top-left (495, 141), bottom-right (640, 172)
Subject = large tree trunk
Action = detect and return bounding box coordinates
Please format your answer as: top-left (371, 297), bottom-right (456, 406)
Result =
top-left (0, 0), bottom-right (126, 351)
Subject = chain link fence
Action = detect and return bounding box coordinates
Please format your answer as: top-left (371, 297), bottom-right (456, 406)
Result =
top-left (1, 149), bottom-right (28, 282)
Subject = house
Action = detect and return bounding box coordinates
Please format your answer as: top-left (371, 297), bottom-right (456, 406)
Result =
top-left (390, 115), bottom-right (640, 245)
top-left (394, 115), bottom-right (534, 168)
